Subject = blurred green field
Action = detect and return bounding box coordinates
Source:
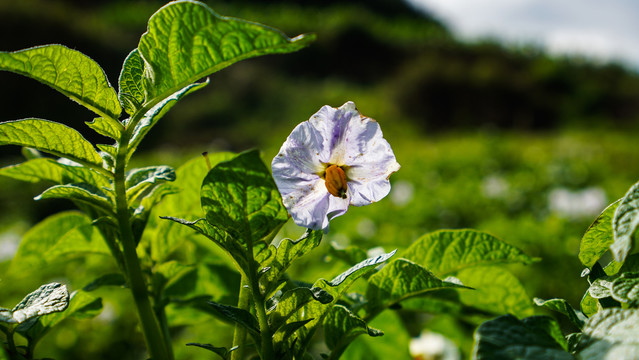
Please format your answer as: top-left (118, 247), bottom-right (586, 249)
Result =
top-left (2, 129), bottom-right (639, 359)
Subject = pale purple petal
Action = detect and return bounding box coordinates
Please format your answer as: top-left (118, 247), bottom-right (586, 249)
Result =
top-left (281, 179), bottom-right (329, 230)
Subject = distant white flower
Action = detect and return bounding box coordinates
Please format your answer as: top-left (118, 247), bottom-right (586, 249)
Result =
top-left (272, 101), bottom-right (400, 230)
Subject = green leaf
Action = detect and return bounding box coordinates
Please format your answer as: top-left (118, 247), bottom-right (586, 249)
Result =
top-left (35, 183), bottom-right (114, 213)
top-left (366, 258), bottom-right (470, 316)
top-left (0, 119), bottom-right (104, 171)
top-left (578, 308), bottom-right (639, 359)
top-left (0, 158), bottom-right (110, 190)
top-left (533, 298), bottom-right (587, 330)
top-left (85, 117), bottom-right (121, 140)
top-left (457, 265), bottom-right (535, 318)
top-left (126, 81), bottom-right (208, 161)
top-left (9, 211), bottom-right (111, 275)
top-left (258, 229), bottom-right (323, 294)
top-left (324, 305), bottom-right (383, 352)
top-left (610, 272), bottom-right (639, 306)
top-left (612, 180), bottom-right (639, 263)
top-left (206, 301), bottom-right (260, 335)
top-left (186, 343), bottom-right (236, 360)
top-left (471, 314), bottom-right (574, 360)
top-left (580, 291), bottom-right (599, 318)
top-left (5, 283), bottom-right (69, 324)
top-left (125, 165), bottom-right (176, 201)
top-left (118, 49), bottom-right (145, 116)
top-left (401, 229), bottom-right (536, 277)
top-left (138, 0), bottom-right (314, 101)
top-left (200, 150), bottom-right (289, 244)
top-left (579, 200), bottom-right (621, 267)
top-left (0, 44), bottom-right (121, 120)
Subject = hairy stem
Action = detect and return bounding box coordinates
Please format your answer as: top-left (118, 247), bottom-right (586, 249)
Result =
top-left (114, 124), bottom-right (172, 360)
top-left (230, 277), bottom-right (251, 360)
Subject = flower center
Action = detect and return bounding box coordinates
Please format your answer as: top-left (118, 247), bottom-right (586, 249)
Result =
top-left (324, 164), bottom-right (348, 199)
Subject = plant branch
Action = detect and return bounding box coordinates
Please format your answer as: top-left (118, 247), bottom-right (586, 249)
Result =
top-left (114, 120), bottom-right (172, 360)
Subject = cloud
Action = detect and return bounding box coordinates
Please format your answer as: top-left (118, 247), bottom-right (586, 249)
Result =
top-left (407, 0), bottom-right (639, 69)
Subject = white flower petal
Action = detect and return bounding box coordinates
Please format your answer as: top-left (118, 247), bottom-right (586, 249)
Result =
top-left (308, 101), bottom-right (360, 164)
top-left (272, 101), bottom-right (399, 230)
top-left (279, 178), bottom-right (329, 229)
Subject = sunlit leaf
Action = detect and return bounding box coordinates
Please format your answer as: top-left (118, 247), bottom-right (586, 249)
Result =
top-left (200, 150), bottom-right (288, 245)
top-left (9, 283), bottom-right (69, 324)
top-left (85, 117), bottom-right (121, 140)
top-left (580, 200), bottom-right (620, 268)
top-left (457, 266), bottom-right (535, 318)
top-left (577, 308), bottom-right (639, 359)
top-left (472, 314), bottom-right (574, 360)
top-left (17, 290), bottom-right (102, 345)
top-left (0, 44), bottom-right (121, 120)
top-left (138, 0), bottom-right (314, 101)
top-left (401, 229), bottom-right (536, 277)
top-left (125, 165), bottom-right (175, 201)
top-left (35, 183), bottom-right (114, 213)
top-left (0, 119), bottom-right (104, 170)
top-left (9, 211), bottom-right (111, 275)
top-left (580, 292), bottom-right (599, 318)
top-left (118, 49), bottom-right (145, 116)
top-left (612, 180), bottom-right (639, 263)
top-left (366, 259), bottom-right (470, 316)
top-left (610, 272), bottom-right (639, 306)
top-left (533, 297), bottom-right (587, 330)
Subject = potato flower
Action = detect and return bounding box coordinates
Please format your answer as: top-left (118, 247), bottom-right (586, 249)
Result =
top-left (272, 101), bottom-right (400, 230)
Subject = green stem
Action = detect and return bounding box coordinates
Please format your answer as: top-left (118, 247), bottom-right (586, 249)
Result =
top-left (6, 326), bottom-right (17, 357)
top-left (230, 277), bottom-right (250, 360)
top-left (244, 245), bottom-right (274, 360)
top-left (114, 126), bottom-right (171, 360)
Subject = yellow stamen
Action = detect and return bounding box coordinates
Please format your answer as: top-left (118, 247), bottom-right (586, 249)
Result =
top-left (325, 164), bottom-right (348, 199)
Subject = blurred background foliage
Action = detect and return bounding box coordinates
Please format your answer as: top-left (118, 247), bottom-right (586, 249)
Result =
top-left (2, 0), bottom-right (639, 359)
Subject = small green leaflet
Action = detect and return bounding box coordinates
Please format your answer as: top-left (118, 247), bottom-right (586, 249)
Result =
top-left (324, 305), bottom-right (383, 352)
top-left (137, 0), bottom-right (315, 101)
top-left (258, 229), bottom-right (323, 295)
top-left (0, 119), bottom-right (105, 172)
top-left (0, 44), bottom-right (121, 121)
top-left (118, 49), bottom-right (145, 116)
top-left (579, 200), bottom-right (620, 268)
top-left (612, 180), bottom-right (639, 263)
top-left (533, 298), bottom-right (587, 329)
top-left (1, 283), bottom-right (69, 324)
top-left (35, 183), bottom-right (114, 214)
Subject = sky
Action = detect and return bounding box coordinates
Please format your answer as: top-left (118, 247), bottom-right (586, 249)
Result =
top-left (406, 0), bottom-right (639, 71)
